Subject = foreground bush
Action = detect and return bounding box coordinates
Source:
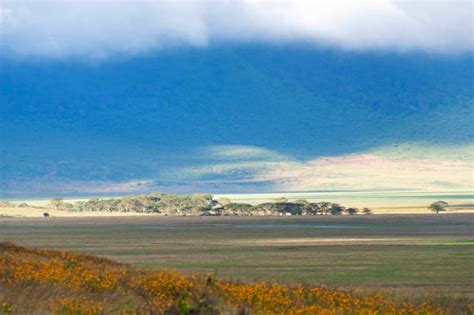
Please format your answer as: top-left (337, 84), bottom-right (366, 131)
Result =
top-left (0, 242), bottom-right (466, 314)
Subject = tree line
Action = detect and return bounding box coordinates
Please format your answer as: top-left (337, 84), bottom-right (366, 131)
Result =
top-left (0, 195), bottom-right (450, 216)
top-left (47, 193), bottom-right (375, 216)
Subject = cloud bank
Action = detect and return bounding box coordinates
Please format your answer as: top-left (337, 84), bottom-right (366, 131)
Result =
top-left (1, 0), bottom-right (472, 58)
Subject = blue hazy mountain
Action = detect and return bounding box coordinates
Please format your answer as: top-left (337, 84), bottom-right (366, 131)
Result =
top-left (1, 46), bottom-right (473, 196)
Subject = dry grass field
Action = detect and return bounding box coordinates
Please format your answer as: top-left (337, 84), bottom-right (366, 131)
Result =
top-left (0, 206), bottom-right (158, 218)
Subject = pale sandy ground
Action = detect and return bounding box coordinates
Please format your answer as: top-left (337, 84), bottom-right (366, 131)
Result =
top-left (0, 207), bottom-right (158, 218)
top-left (0, 205), bottom-right (472, 218)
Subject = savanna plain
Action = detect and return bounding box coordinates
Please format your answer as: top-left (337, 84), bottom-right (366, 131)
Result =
top-left (1, 212), bottom-right (473, 313)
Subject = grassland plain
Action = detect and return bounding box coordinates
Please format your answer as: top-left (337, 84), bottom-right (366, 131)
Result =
top-left (1, 242), bottom-right (461, 314)
top-left (0, 214), bottom-right (473, 308)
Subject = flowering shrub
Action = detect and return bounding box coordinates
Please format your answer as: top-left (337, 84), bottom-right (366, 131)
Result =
top-left (0, 243), bottom-right (454, 314)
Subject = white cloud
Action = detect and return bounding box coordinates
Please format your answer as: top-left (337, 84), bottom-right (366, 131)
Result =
top-left (1, 0), bottom-right (472, 59)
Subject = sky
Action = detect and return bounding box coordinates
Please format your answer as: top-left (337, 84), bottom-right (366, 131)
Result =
top-left (0, 1), bottom-right (473, 197)
top-left (1, 0), bottom-right (473, 59)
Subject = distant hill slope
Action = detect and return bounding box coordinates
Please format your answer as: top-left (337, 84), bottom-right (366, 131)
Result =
top-left (1, 46), bottom-right (473, 196)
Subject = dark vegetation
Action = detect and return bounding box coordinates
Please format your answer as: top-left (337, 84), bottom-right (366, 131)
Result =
top-left (429, 201), bottom-right (449, 214)
top-left (46, 193), bottom-right (373, 216)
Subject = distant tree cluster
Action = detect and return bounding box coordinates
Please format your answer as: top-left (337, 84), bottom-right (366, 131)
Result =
top-left (49, 193), bottom-right (218, 216)
top-left (46, 193), bottom-right (375, 216)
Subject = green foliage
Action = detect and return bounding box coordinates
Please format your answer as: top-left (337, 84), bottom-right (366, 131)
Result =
top-left (175, 292), bottom-right (193, 315)
top-left (1, 302), bottom-right (14, 314)
top-left (52, 193), bottom-right (215, 215)
top-left (45, 192), bottom-right (378, 216)
top-left (429, 201), bottom-right (449, 214)
top-left (318, 202), bottom-right (332, 215)
top-left (345, 207), bottom-right (359, 215)
top-left (253, 202), bottom-right (306, 216)
top-left (362, 208), bottom-right (373, 215)
top-left (223, 203), bottom-right (254, 216)
top-left (303, 203), bottom-right (321, 215)
top-left (330, 203), bottom-right (345, 215)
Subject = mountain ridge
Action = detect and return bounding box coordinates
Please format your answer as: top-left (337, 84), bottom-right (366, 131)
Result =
top-left (1, 46), bottom-right (473, 196)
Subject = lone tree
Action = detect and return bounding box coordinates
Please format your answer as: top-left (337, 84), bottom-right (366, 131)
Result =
top-left (362, 207), bottom-right (373, 215)
top-left (345, 207), bottom-right (358, 215)
top-left (429, 201), bottom-right (448, 214)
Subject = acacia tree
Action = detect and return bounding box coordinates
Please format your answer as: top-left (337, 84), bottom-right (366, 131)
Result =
top-left (318, 202), bottom-right (332, 215)
top-left (304, 202), bottom-right (321, 215)
top-left (330, 203), bottom-right (345, 215)
top-left (429, 201), bottom-right (448, 214)
top-left (362, 207), bottom-right (373, 215)
top-left (345, 207), bottom-right (358, 215)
